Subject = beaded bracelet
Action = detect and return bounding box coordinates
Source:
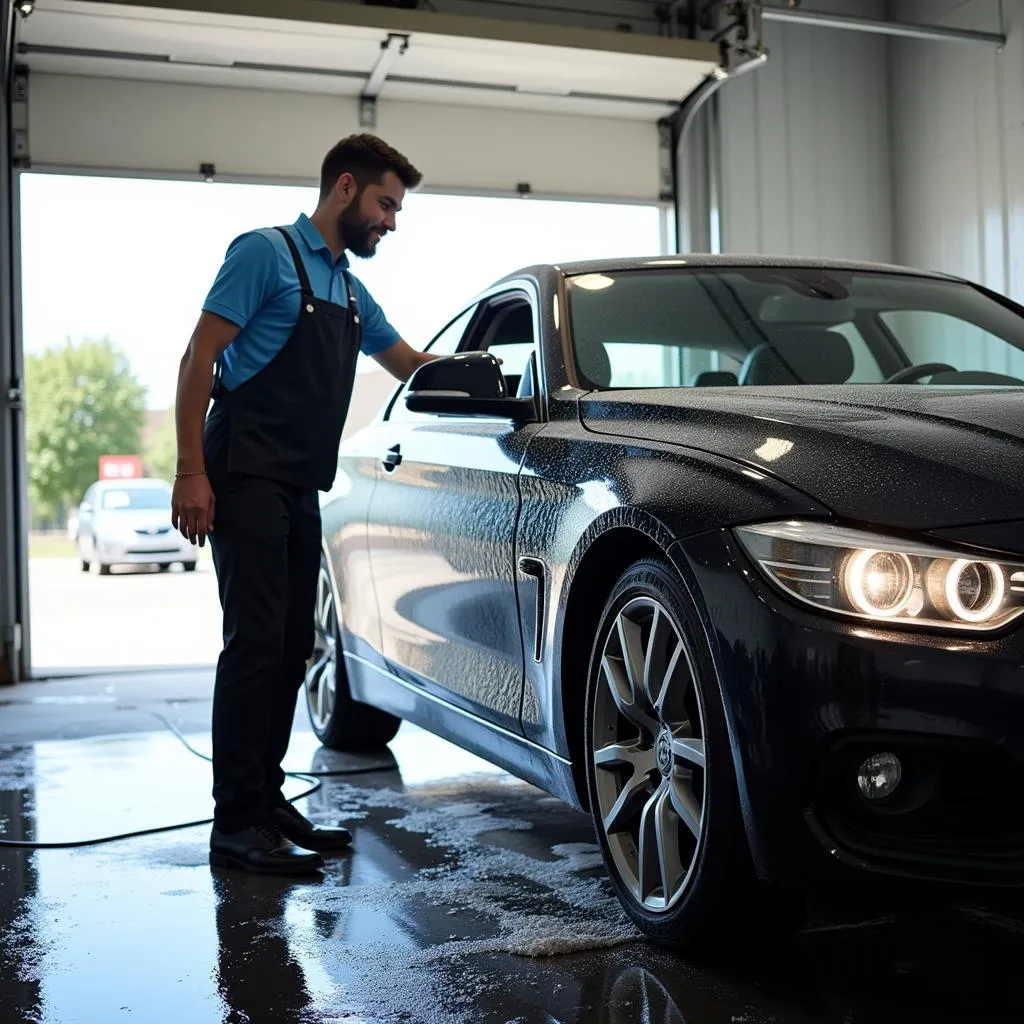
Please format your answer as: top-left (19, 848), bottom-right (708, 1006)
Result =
top-left (175, 469), bottom-right (207, 479)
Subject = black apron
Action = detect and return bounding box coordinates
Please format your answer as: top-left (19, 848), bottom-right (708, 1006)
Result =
top-left (205, 226), bottom-right (362, 493)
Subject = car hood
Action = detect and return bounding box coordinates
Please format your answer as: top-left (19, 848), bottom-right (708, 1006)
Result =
top-left (578, 385), bottom-right (1024, 538)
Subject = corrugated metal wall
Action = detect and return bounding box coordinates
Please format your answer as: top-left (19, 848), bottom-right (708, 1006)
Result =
top-left (716, 0), bottom-right (895, 262)
top-left (890, 0), bottom-right (1024, 300)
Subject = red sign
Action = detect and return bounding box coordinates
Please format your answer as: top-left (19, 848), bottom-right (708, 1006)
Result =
top-left (98, 455), bottom-right (143, 481)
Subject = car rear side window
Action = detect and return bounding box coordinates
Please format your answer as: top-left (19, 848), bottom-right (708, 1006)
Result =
top-left (881, 310), bottom-right (1024, 381)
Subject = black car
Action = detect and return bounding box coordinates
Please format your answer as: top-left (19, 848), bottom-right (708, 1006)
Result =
top-left (304, 255), bottom-right (1024, 949)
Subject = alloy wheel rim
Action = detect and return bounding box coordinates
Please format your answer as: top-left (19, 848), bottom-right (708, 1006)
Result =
top-left (592, 596), bottom-right (707, 913)
top-left (305, 566), bottom-right (338, 732)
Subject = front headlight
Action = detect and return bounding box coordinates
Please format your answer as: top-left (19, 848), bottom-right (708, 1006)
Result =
top-left (734, 520), bottom-right (1024, 632)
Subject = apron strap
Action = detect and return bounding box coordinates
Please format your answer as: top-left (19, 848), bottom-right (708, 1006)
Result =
top-left (275, 226), bottom-right (314, 296)
top-left (339, 269), bottom-right (361, 326)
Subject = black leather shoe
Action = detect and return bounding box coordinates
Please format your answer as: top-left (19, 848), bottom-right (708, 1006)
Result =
top-left (209, 821), bottom-right (323, 875)
top-left (270, 802), bottom-right (353, 852)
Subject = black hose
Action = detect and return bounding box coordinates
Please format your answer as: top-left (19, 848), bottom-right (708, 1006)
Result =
top-left (0, 712), bottom-right (393, 850)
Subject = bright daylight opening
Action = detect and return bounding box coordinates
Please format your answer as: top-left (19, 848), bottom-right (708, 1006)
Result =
top-left (19, 172), bottom-right (665, 674)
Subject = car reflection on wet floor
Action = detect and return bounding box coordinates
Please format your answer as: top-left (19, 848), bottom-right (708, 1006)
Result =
top-left (0, 725), bottom-right (1022, 1023)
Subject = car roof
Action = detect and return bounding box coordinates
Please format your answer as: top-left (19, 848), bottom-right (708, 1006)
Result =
top-left (491, 254), bottom-right (963, 287)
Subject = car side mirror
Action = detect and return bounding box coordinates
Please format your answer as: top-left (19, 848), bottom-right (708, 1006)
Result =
top-left (80, 502), bottom-right (92, 514)
top-left (404, 351), bottom-right (537, 421)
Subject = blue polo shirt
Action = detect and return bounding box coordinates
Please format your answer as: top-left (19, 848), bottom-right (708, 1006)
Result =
top-left (203, 214), bottom-right (401, 390)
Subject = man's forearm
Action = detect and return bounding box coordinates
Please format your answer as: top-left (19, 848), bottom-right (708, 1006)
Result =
top-left (372, 340), bottom-right (439, 382)
top-left (175, 344), bottom-right (215, 475)
top-left (408, 349), bottom-right (439, 378)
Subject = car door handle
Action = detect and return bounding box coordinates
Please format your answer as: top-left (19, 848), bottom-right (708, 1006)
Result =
top-left (382, 444), bottom-right (402, 471)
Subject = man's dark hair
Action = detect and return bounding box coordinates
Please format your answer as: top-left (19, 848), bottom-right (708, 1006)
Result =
top-left (319, 134), bottom-right (422, 200)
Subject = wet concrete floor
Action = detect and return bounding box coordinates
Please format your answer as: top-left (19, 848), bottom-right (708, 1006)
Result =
top-left (1, 679), bottom-right (1024, 1023)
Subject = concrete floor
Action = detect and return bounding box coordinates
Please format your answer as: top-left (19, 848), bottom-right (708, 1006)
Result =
top-left (2, 672), bottom-right (1024, 1023)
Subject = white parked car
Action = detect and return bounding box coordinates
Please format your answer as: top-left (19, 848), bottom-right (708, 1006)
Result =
top-left (74, 478), bottom-right (198, 575)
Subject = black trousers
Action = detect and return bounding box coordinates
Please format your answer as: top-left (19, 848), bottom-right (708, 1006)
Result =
top-left (207, 462), bottom-right (322, 833)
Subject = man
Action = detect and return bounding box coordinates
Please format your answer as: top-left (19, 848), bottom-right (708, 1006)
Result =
top-left (171, 134), bottom-right (435, 875)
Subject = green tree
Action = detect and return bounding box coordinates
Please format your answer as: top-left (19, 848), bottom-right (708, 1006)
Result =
top-left (145, 409), bottom-right (178, 483)
top-left (25, 337), bottom-right (147, 526)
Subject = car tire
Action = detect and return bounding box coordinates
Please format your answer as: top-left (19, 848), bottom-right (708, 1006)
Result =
top-left (583, 557), bottom-right (769, 954)
top-left (304, 553), bottom-right (401, 751)
top-left (183, 562), bottom-right (197, 573)
top-left (80, 559), bottom-right (90, 573)
top-left (159, 563), bottom-right (171, 573)
top-left (97, 563), bottom-right (111, 576)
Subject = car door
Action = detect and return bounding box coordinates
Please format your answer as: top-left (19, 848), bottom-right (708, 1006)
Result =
top-left (326, 306), bottom-right (477, 672)
top-left (366, 285), bottom-right (546, 733)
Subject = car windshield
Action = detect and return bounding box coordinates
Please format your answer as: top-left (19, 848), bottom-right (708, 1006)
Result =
top-left (565, 266), bottom-right (1024, 389)
top-left (101, 486), bottom-right (171, 511)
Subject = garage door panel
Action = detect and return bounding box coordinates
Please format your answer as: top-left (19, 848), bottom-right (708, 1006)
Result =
top-left (23, 54), bottom-right (370, 94)
top-left (381, 79), bottom-right (671, 123)
top-left (394, 34), bottom-right (706, 100)
top-left (18, 0), bottom-right (720, 199)
top-left (28, 72), bottom-right (662, 199)
top-left (24, 5), bottom-right (377, 66)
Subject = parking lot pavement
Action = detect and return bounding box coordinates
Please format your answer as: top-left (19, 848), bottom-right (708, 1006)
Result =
top-left (28, 557), bottom-right (224, 673)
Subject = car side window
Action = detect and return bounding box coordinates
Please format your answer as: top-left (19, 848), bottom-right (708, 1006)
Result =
top-left (384, 305), bottom-right (477, 423)
top-left (457, 291), bottom-right (539, 396)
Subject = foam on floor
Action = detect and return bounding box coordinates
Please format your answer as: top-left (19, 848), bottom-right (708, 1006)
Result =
top-left (284, 776), bottom-right (642, 1023)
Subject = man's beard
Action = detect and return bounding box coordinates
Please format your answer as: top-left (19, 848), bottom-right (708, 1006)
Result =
top-left (338, 204), bottom-right (379, 259)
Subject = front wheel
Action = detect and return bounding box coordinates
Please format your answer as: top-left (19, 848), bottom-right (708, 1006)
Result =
top-left (304, 554), bottom-right (401, 751)
top-left (584, 558), bottom-right (763, 953)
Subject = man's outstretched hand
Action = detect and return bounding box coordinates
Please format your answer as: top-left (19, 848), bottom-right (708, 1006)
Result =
top-left (172, 474), bottom-right (216, 547)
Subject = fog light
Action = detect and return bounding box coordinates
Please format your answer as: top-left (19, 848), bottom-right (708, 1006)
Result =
top-left (857, 752), bottom-right (902, 800)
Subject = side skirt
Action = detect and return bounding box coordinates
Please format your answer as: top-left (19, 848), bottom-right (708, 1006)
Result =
top-left (345, 651), bottom-right (583, 810)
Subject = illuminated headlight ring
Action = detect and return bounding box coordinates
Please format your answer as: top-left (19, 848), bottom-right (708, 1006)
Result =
top-left (733, 520), bottom-right (1024, 633)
